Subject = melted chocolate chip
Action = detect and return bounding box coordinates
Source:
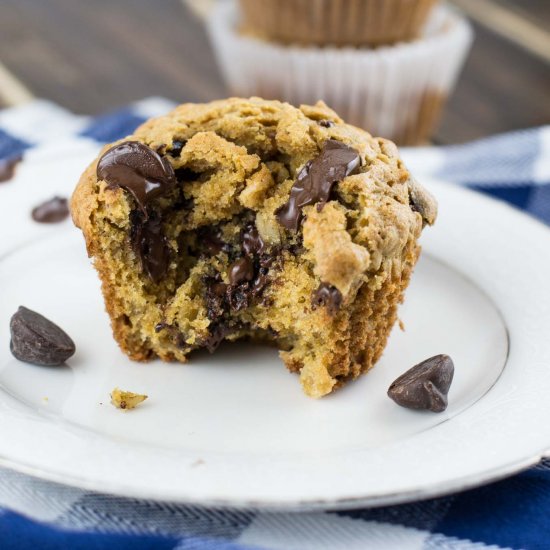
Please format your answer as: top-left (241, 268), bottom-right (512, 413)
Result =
top-left (242, 224), bottom-right (265, 256)
top-left (251, 267), bottom-right (270, 296)
top-left (275, 139), bottom-right (361, 231)
top-left (226, 283), bottom-right (251, 312)
top-left (10, 306), bottom-right (75, 366)
top-left (388, 354), bottom-right (454, 413)
top-left (0, 155), bottom-right (22, 183)
top-left (130, 211), bottom-right (171, 283)
top-left (31, 196), bottom-right (70, 223)
top-left (202, 323), bottom-right (234, 353)
top-left (228, 257), bottom-right (254, 285)
top-left (318, 119), bottom-right (335, 128)
top-left (97, 141), bottom-right (175, 216)
top-left (312, 282), bottom-right (342, 316)
top-left (204, 275), bottom-right (228, 321)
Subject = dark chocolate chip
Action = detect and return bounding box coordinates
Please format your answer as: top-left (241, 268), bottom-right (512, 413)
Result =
top-left (31, 196), bottom-right (69, 223)
top-left (10, 306), bottom-right (75, 366)
top-left (388, 354), bottom-right (454, 413)
top-left (311, 282), bottom-right (342, 316)
top-left (170, 139), bottom-right (186, 157)
top-left (228, 257), bottom-right (254, 285)
top-left (318, 119), bottom-right (335, 128)
top-left (275, 139), bottom-right (361, 231)
top-left (154, 322), bottom-right (167, 333)
top-left (130, 210), bottom-right (171, 283)
top-left (242, 224), bottom-right (266, 256)
top-left (0, 155), bottom-right (22, 183)
top-left (97, 141), bottom-right (176, 216)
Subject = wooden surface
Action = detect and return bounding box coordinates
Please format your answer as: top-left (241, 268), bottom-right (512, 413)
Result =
top-left (0, 0), bottom-right (548, 144)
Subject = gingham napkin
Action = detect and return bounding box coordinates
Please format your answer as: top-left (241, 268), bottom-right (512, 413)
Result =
top-left (1, 99), bottom-right (549, 550)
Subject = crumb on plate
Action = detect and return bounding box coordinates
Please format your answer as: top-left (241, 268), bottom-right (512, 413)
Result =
top-left (110, 387), bottom-right (148, 410)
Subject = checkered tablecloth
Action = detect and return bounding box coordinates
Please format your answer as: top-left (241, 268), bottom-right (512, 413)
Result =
top-left (1, 98), bottom-right (550, 550)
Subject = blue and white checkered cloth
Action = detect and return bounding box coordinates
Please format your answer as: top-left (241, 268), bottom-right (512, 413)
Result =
top-left (1, 98), bottom-right (550, 549)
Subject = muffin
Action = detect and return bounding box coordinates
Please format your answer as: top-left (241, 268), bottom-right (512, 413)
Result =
top-left (239, 0), bottom-right (438, 47)
top-left (71, 97), bottom-right (436, 398)
top-left (209, 2), bottom-right (473, 145)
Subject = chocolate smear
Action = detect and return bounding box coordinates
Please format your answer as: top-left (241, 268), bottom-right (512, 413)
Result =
top-left (204, 275), bottom-right (228, 321)
top-left (130, 211), bottom-right (171, 283)
top-left (198, 226), bottom-right (229, 256)
top-left (10, 306), bottom-right (75, 366)
top-left (312, 282), bottom-right (342, 316)
top-left (276, 139), bottom-right (361, 231)
top-left (0, 155), bottom-right (22, 183)
top-left (31, 196), bottom-right (69, 223)
top-left (202, 323), bottom-right (234, 353)
top-left (242, 224), bottom-right (266, 256)
top-left (97, 141), bottom-right (175, 216)
top-left (228, 257), bottom-right (254, 285)
top-left (388, 354), bottom-right (454, 413)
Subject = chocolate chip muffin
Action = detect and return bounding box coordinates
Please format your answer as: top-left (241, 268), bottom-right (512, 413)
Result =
top-left (71, 97), bottom-right (436, 398)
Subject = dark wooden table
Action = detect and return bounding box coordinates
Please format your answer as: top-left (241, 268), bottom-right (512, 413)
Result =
top-left (0, 0), bottom-right (548, 144)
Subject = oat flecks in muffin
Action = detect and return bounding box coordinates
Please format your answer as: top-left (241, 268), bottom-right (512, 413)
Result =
top-left (72, 97), bottom-right (437, 398)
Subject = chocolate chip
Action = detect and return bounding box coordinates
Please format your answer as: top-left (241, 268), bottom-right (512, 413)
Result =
top-left (10, 306), bottom-right (75, 366)
top-left (242, 224), bottom-right (265, 256)
top-left (0, 155), bottom-right (22, 183)
top-left (97, 141), bottom-right (176, 216)
top-left (312, 283), bottom-right (342, 315)
top-left (170, 139), bottom-right (186, 157)
top-left (408, 177), bottom-right (437, 227)
top-left (275, 139), bottom-right (361, 231)
top-left (130, 210), bottom-right (171, 283)
top-left (228, 257), bottom-right (254, 285)
top-left (318, 119), bottom-right (335, 128)
top-left (388, 354), bottom-right (454, 412)
top-left (31, 196), bottom-right (69, 223)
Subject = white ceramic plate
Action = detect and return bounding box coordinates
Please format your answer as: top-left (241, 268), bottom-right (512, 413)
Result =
top-left (1, 146), bottom-right (550, 511)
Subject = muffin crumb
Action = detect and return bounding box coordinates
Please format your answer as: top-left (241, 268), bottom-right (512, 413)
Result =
top-left (110, 388), bottom-right (148, 410)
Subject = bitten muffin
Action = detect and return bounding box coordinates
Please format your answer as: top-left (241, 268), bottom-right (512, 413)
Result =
top-left (71, 97), bottom-right (436, 398)
top-left (239, 0), bottom-right (438, 47)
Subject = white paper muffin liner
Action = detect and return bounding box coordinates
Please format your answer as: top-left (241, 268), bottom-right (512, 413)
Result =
top-left (207, 1), bottom-right (473, 144)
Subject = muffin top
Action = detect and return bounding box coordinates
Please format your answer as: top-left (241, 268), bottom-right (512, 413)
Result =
top-left (73, 97), bottom-right (436, 299)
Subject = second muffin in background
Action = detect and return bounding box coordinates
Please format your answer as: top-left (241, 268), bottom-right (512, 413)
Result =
top-left (239, 0), bottom-right (438, 47)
